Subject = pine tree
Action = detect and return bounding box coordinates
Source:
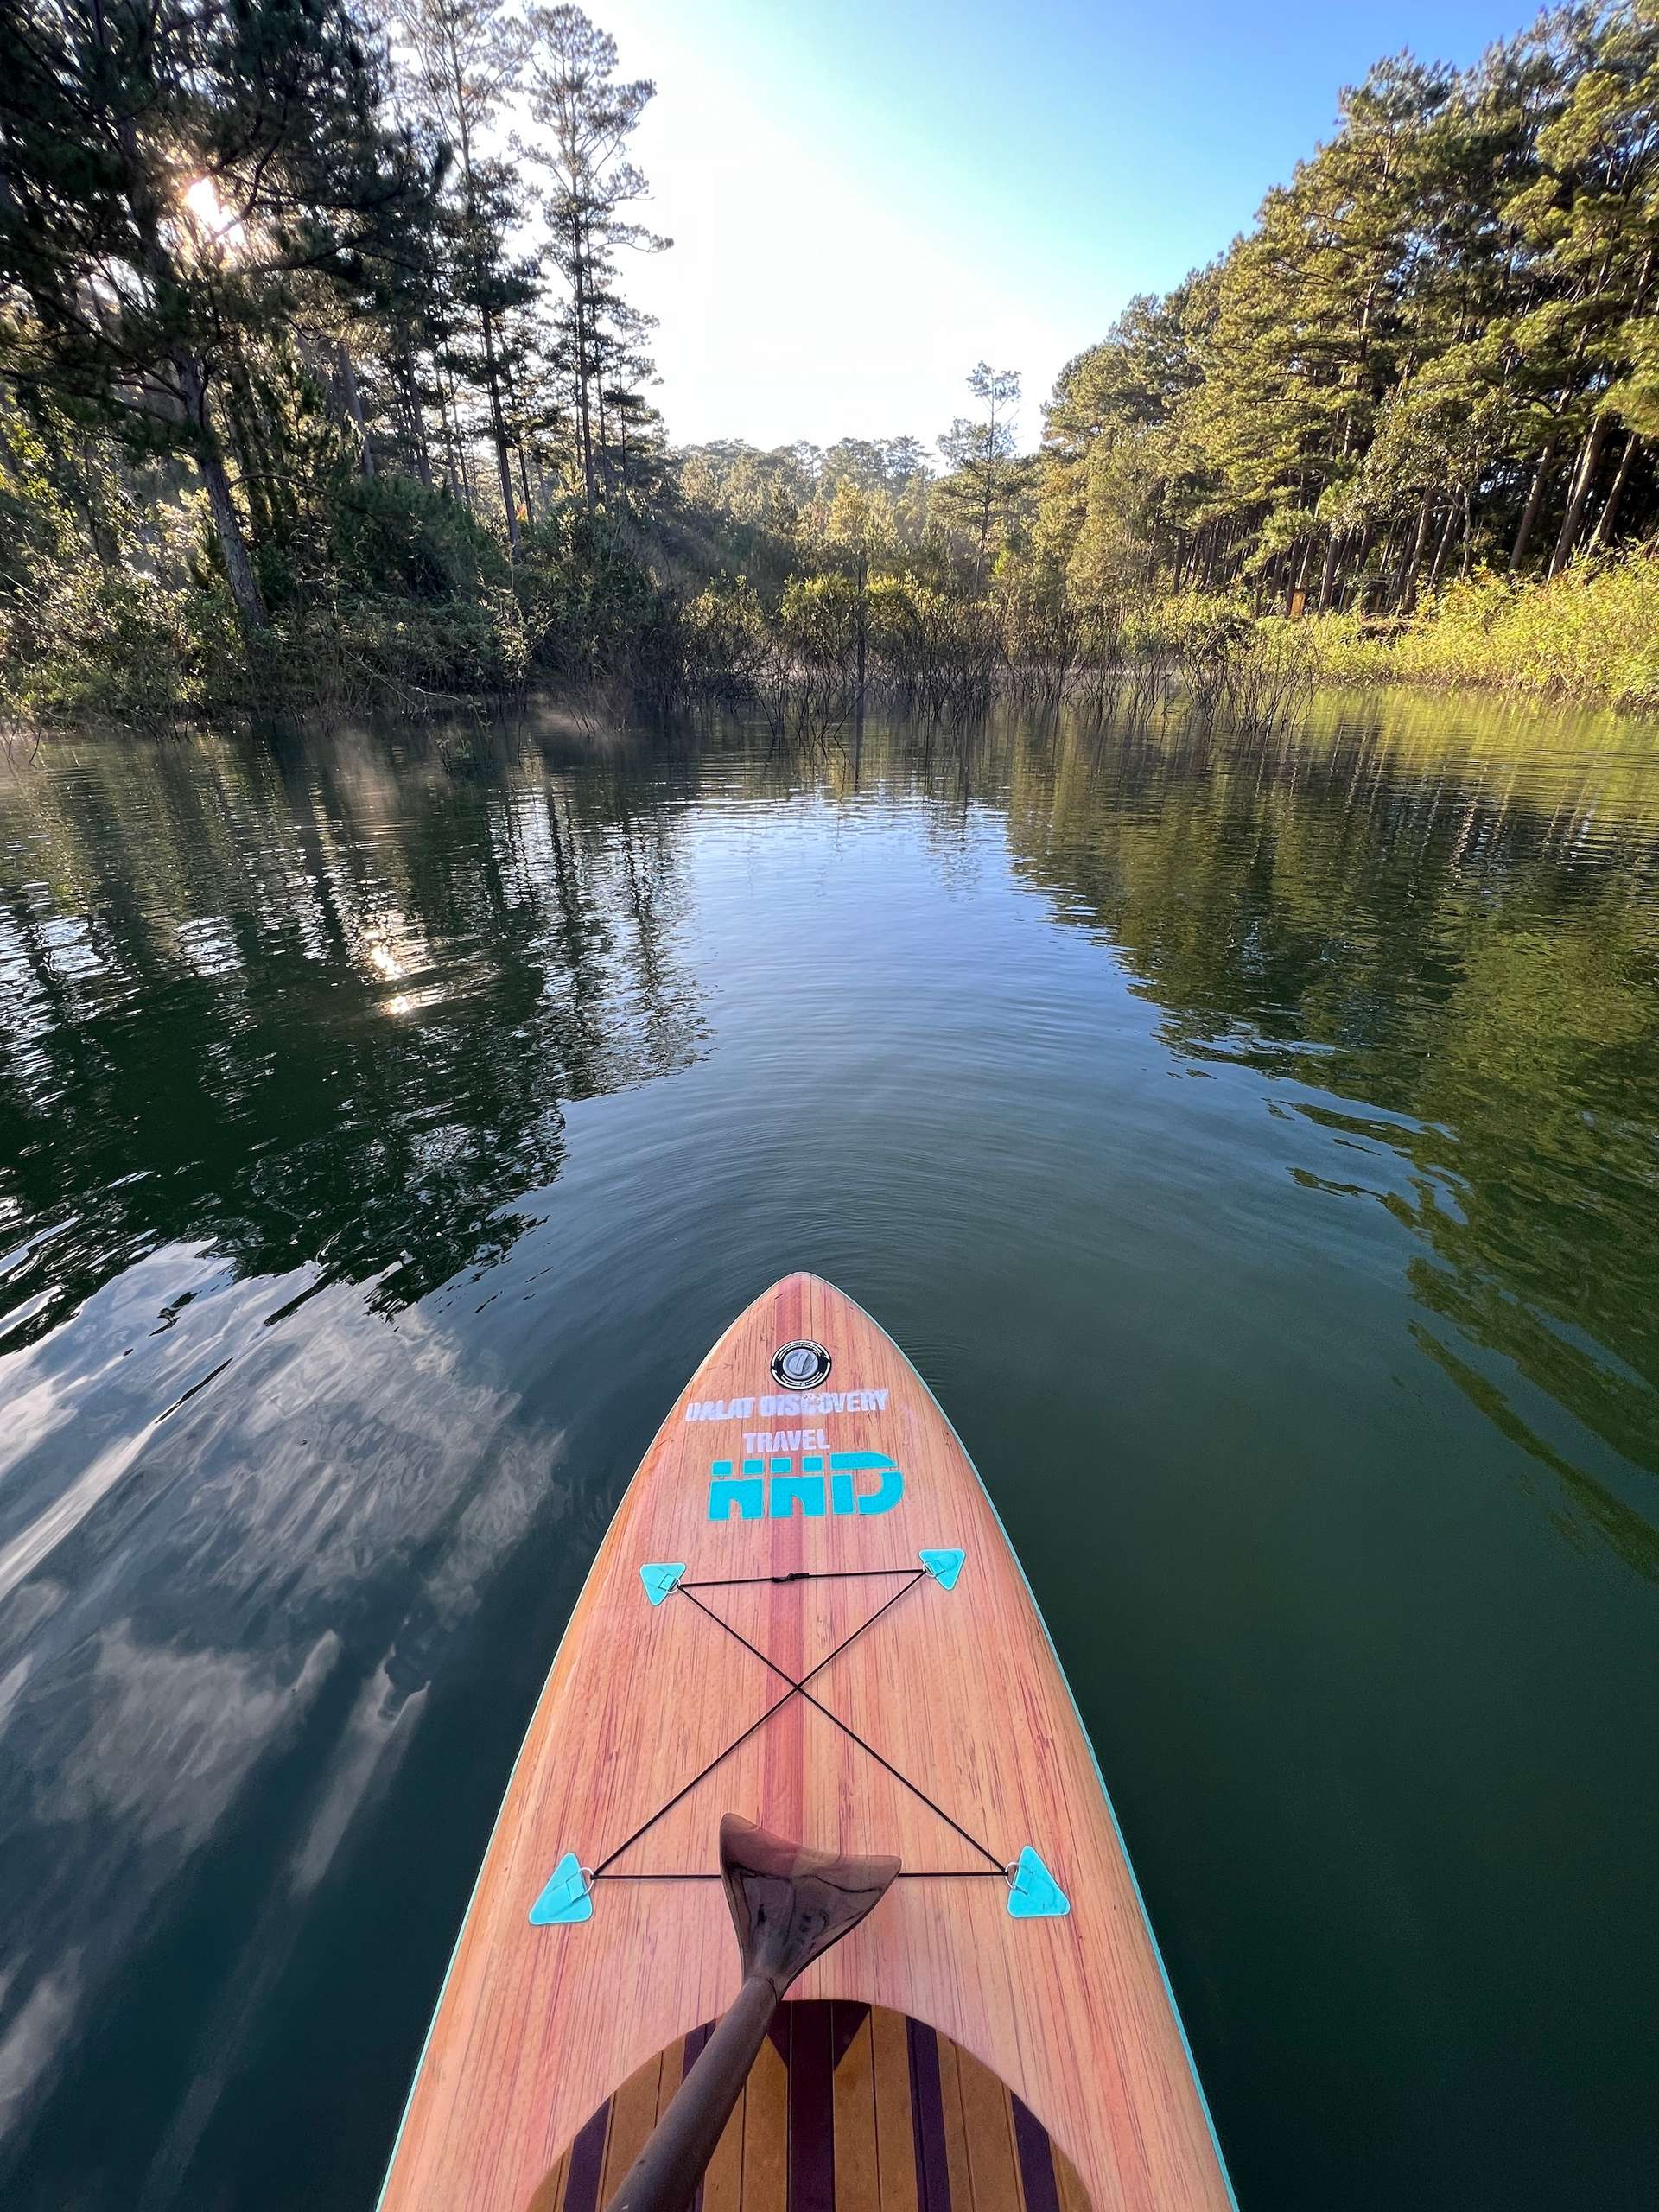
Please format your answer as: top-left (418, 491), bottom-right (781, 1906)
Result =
top-left (937, 362), bottom-right (1021, 581)
top-left (522, 3), bottom-right (668, 524)
top-left (387, 0), bottom-right (536, 551)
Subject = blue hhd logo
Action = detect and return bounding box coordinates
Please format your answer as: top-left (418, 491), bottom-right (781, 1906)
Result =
top-left (709, 1451), bottom-right (903, 1522)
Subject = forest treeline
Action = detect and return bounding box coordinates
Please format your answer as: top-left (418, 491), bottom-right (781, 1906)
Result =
top-left (1035, 3), bottom-right (1659, 613)
top-left (3, 0), bottom-right (1659, 722)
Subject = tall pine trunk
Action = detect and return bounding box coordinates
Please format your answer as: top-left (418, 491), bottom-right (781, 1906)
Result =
top-left (574, 235), bottom-right (596, 521)
top-left (1317, 531), bottom-right (1340, 613)
top-left (397, 349), bottom-right (435, 492)
top-left (1548, 411), bottom-right (1609, 578)
top-left (443, 362), bottom-right (475, 507)
top-left (1588, 430), bottom-right (1640, 551)
top-left (435, 372), bottom-right (460, 499)
top-left (1397, 490), bottom-right (1433, 610)
top-left (1341, 521), bottom-right (1377, 611)
top-left (177, 353), bottom-right (265, 636)
top-left (1288, 537), bottom-right (1314, 611)
top-left (479, 307), bottom-right (519, 554)
top-left (1510, 439), bottom-right (1554, 572)
top-left (1427, 499), bottom-right (1460, 594)
top-left (336, 344), bottom-right (375, 480)
top-left (503, 352), bottom-right (536, 524)
top-left (1364, 523), bottom-right (1398, 614)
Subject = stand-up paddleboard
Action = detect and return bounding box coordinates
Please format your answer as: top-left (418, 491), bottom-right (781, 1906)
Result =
top-left (379, 1275), bottom-right (1234, 2212)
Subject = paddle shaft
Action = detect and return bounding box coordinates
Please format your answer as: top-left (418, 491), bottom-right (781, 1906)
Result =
top-left (601, 1972), bottom-right (776, 2212)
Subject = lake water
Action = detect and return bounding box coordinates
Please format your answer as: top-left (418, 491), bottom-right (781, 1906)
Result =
top-left (2, 694), bottom-right (1656, 2210)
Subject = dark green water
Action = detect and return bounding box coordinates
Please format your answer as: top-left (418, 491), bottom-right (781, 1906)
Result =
top-left (2, 696), bottom-right (1657, 2210)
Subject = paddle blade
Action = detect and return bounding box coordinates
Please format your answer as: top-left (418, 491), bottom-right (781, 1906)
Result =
top-left (720, 1814), bottom-right (900, 1996)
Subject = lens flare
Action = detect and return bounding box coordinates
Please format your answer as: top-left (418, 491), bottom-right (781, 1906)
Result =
top-left (182, 175), bottom-right (242, 248)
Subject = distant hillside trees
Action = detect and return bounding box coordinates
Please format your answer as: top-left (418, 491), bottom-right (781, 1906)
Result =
top-left (1034, 4), bottom-right (1659, 613)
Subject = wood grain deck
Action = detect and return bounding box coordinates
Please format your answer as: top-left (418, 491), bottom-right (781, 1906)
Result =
top-left (525, 2006), bottom-right (1090, 2212)
top-left (378, 1275), bottom-right (1232, 2212)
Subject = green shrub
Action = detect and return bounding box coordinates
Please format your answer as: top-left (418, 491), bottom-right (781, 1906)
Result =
top-left (331, 472), bottom-right (510, 603)
top-left (0, 540), bottom-right (245, 725)
top-left (779, 572), bottom-right (861, 674)
top-left (682, 575), bottom-right (771, 702)
top-left (516, 507), bottom-right (661, 683)
top-left (1298, 553), bottom-right (1659, 713)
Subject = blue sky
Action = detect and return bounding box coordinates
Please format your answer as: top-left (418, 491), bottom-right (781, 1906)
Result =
top-left (579, 0), bottom-right (1544, 451)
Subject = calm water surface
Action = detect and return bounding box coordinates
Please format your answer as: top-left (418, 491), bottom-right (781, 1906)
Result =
top-left (2, 696), bottom-right (1657, 2210)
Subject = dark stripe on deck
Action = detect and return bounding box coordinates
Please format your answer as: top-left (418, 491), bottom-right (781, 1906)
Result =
top-left (563, 2096), bottom-right (612, 2212)
top-left (1012, 2093), bottom-right (1063, 2212)
top-left (906, 2018), bottom-right (952, 2212)
top-left (555, 2006), bottom-right (1088, 2212)
top-left (788, 2001), bottom-right (836, 2212)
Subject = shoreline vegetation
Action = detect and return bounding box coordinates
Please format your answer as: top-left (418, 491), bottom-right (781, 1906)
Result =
top-left (4, 5), bottom-right (1659, 731)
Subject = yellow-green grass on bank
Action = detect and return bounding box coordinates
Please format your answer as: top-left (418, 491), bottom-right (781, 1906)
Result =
top-left (1292, 552), bottom-right (1659, 716)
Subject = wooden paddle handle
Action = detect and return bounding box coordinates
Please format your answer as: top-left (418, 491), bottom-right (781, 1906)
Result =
top-left (601, 1820), bottom-right (900, 2212)
top-left (601, 1974), bottom-right (777, 2212)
